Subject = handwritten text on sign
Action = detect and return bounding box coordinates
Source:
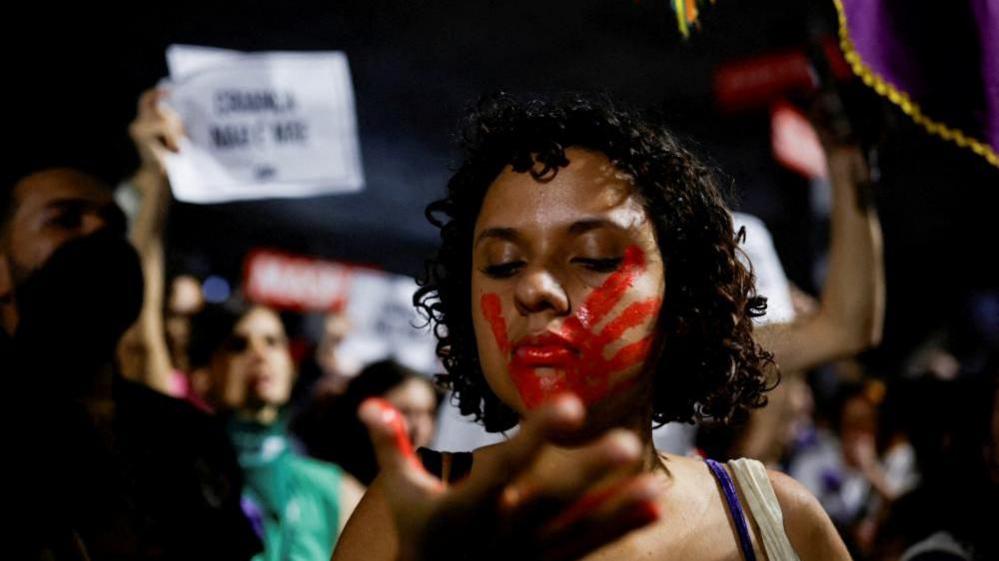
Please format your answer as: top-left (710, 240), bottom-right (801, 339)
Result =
top-left (163, 46), bottom-right (364, 203)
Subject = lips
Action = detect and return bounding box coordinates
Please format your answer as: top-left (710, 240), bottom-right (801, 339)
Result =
top-left (511, 332), bottom-right (579, 368)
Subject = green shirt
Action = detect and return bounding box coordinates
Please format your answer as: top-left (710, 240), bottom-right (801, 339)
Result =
top-left (229, 417), bottom-right (344, 561)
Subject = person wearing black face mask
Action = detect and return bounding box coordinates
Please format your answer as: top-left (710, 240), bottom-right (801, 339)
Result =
top-left (1, 167), bottom-right (260, 561)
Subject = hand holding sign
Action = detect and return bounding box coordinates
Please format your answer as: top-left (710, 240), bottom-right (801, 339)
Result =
top-left (129, 88), bottom-right (185, 182)
top-left (161, 45), bottom-right (364, 203)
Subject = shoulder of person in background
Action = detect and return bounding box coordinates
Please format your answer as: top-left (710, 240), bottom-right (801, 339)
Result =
top-left (112, 375), bottom-right (263, 560)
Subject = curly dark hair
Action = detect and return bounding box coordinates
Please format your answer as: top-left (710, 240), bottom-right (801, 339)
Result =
top-left (415, 92), bottom-right (776, 433)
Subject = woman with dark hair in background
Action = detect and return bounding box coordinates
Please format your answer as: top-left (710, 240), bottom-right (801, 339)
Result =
top-left (188, 301), bottom-right (364, 561)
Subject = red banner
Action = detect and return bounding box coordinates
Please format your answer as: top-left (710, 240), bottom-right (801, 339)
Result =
top-left (244, 249), bottom-right (355, 312)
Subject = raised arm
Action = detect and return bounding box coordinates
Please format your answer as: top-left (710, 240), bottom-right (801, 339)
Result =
top-left (116, 88), bottom-right (183, 393)
top-left (757, 145), bottom-right (884, 373)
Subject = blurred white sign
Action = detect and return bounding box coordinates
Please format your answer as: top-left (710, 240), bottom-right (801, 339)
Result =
top-left (163, 44), bottom-right (364, 203)
top-left (732, 212), bottom-right (795, 326)
top-left (337, 270), bottom-right (440, 377)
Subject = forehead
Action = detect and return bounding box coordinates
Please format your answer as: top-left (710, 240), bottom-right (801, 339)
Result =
top-left (476, 148), bottom-right (646, 235)
top-left (235, 307), bottom-right (286, 336)
top-left (386, 377), bottom-right (437, 405)
top-left (12, 169), bottom-right (113, 217)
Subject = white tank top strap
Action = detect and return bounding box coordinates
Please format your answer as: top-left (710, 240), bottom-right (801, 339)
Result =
top-left (727, 458), bottom-right (801, 561)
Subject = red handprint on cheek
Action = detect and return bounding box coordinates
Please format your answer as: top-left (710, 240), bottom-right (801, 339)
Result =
top-left (481, 245), bottom-right (662, 409)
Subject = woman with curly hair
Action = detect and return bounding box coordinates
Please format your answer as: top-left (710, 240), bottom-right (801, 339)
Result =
top-left (333, 93), bottom-right (851, 561)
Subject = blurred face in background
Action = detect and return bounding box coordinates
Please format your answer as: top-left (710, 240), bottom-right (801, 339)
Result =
top-left (165, 275), bottom-right (204, 372)
top-left (210, 306), bottom-right (295, 421)
top-left (840, 394), bottom-right (879, 469)
top-left (314, 310), bottom-right (354, 397)
top-left (383, 377), bottom-right (438, 449)
top-left (0, 169), bottom-right (124, 335)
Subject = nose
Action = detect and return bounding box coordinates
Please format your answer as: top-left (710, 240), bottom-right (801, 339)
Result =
top-left (514, 267), bottom-right (570, 317)
top-left (80, 212), bottom-right (108, 236)
top-left (246, 337), bottom-right (268, 361)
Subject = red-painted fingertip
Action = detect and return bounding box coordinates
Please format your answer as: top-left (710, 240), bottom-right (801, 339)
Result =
top-left (359, 397), bottom-right (396, 423)
top-left (360, 397), bottom-right (416, 459)
top-left (632, 499), bottom-right (661, 524)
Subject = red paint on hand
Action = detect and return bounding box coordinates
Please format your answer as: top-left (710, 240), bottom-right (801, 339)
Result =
top-left (547, 479), bottom-right (629, 531)
top-left (363, 397), bottom-right (421, 469)
top-left (627, 499), bottom-right (661, 526)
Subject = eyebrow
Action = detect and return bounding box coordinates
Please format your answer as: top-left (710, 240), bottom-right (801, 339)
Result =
top-left (44, 197), bottom-right (109, 214)
top-left (474, 218), bottom-right (623, 248)
top-left (567, 218), bottom-right (619, 236)
top-left (474, 227), bottom-right (520, 248)
top-left (45, 197), bottom-right (127, 234)
top-left (45, 198), bottom-right (90, 211)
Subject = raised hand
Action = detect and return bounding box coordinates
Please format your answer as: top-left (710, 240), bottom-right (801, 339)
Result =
top-left (356, 394), bottom-right (660, 561)
top-left (128, 88), bottom-right (185, 182)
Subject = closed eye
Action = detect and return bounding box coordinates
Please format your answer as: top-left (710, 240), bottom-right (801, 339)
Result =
top-left (482, 261), bottom-right (525, 279)
top-left (571, 257), bottom-right (623, 273)
top-left (47, 209), bottom-right (84, 230)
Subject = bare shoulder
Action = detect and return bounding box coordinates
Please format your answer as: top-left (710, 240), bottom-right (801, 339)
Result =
top-left (331, 475), bottom-right (396, 561)
top-left (767, 470), bottom-right (852, 561)
top-left (660, 452), bottom-right (713, 473)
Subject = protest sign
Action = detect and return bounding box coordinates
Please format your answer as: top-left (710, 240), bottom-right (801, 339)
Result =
top-left (163, 45), bottom-right (364, 203)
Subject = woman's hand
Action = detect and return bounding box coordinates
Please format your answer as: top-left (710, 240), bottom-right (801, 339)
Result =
top-left (359, 394), bottom-right (660, 561)
top-left (128, 88), bottom-right (185, 185)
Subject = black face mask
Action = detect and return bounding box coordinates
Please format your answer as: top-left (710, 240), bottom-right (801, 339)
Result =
top-left (13, 229), bottom-right (143, 372)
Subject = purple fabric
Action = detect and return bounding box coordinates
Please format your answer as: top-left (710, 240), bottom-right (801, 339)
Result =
top-left (840, 0), bottom-right (999, 155)
top-left (706, 459), bottom-right (758, 561)
top-left (970, 0), bottom-right (999, 152)
top-left (240, 496), bottom-right (266, 540)
top-left (842, 0), bottom-right (927, 98)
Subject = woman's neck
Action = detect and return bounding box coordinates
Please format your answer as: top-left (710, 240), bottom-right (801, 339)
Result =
top-left (543, 403), bottom-right (669, 477)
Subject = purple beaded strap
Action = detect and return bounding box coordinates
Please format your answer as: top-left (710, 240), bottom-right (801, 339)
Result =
top-left (705, 458), bottom-right (758, 561)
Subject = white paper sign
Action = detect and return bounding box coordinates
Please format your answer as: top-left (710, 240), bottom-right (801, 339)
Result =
top-left (732, 212), bottom-right (795, 326)
top-left (162, 45), bottom-right (364, 203)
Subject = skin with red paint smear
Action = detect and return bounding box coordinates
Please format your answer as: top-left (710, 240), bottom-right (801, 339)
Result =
top-left (546, 478), bottom-right (633, 531)
top-left (481, 245), bottom-right (662, 409)
top-left (363, 397), bottom-right (422, 470)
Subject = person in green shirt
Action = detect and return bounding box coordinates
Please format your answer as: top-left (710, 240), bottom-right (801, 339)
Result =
top-left (190, 301), bottom-right (364, 561)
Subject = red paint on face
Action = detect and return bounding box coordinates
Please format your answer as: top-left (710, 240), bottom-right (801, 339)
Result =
top-left (481, 245), bottom-right (662, 409)
top-left (482, 292), bottom-right (510, 354)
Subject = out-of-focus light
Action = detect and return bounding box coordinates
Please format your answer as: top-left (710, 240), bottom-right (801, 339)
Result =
top-left (203, 275), bottom-right (231, 303)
